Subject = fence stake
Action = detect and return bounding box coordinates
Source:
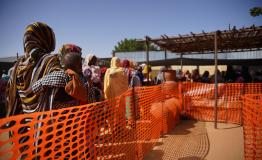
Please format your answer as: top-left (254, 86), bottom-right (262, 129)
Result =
top-left (214, 31), bottom-right (218, 129)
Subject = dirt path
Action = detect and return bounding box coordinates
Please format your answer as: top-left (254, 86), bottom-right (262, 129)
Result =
top-left (144, 120), bottom-right (243, 160)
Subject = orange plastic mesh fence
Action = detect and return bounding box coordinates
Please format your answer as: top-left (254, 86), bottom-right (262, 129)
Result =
top-left (1, 83), bottom-right (261, 160)
top-left (0, 83), bottom-right (180, 160)
top-left (182, 83), bottom-right (262, 124)
top-left (243, 94), bottom-right (262, 160)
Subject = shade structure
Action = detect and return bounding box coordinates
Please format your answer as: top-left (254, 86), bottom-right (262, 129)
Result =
top-left (136, 26), bottom-right (262, 54)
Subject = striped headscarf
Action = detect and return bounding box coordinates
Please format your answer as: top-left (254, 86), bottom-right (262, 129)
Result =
top-left (6, 22), bottom-right (62, 116)
top-left (23, 22), bottom-right (55, 60)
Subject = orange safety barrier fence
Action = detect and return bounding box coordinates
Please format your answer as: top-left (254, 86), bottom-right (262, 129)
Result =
top-left (243, 94), bottom-right (262, 160)
top-left (0, 82), bottom-right (261, 159)
top-left (0, 83), bottom-right (180, 160)
top-left (182, 83), bottom-right (262, 124)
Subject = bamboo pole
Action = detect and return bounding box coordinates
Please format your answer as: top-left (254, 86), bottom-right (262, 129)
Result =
top-left (214, 31), bottom-right (218, 129)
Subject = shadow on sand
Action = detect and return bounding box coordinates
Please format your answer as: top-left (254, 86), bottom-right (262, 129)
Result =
top-left (144, 120), bottom-right (210, 160)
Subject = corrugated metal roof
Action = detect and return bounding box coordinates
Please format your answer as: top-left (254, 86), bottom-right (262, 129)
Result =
top-left (115, 50), bottom-right (262, 63)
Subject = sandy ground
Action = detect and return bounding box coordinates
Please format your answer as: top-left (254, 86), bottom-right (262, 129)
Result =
top-left (144, 120), bottom-right (243, 160)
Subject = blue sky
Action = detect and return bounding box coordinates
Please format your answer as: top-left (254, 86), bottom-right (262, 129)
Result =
top-left (0, 0), bottom-right (261, 58)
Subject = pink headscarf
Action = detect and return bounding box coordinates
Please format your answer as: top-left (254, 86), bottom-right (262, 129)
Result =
top-left (122, 59), bottom-right (130, 68)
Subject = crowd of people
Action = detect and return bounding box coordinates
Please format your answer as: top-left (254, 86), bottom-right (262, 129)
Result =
top-left (0, 22), bottom-right (262, 118)
top-left (0, 22), bottom-right (151, 118)
top-left (169, 66), bottom-right (262, 83)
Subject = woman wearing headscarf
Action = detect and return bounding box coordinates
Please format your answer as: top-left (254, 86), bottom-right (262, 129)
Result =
top-left (31, 43), bottom-right (93, 108)
top-left (59, 44), bottom-right (82, 68)
top-left (83, 54), bottom-right (101, 87)
top-left (82, 54), bottom-right (103, 101)
top-left (122, 59), bottom-right (132, 84)
top-left (104, 57), bottom-right (128, 99)
top-left (103, 58), bottom-right (129, 137)
top-left (57, 44), bottom-right (97, 104)
top-left (6, 22), bottom-right (63, 116)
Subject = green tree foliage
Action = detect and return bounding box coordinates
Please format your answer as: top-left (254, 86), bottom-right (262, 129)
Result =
top-left (113, 38), bottom-right (158, 52)
top-left (250, 7), bottom-right (262, 17)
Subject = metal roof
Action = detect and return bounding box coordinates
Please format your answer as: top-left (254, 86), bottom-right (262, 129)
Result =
top-left (115, 50), bottom-right (262, 63)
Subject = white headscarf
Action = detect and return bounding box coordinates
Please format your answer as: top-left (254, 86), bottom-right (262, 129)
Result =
top-left (82, 54), bottom-right (101, 83)
top-left (83, 54), bottom-right (95, 68)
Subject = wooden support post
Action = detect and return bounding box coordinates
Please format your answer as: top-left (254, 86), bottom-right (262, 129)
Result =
top-left (214, 31), bottom-right (218, 129)
top-left (164, 49), bottom-right (167, 68)
top-left (146, 37), bottom-right (150, 85)
top-left (180, 53), bottom-right (183, 71)
top-left (112, 51), bottom-right (115, 57)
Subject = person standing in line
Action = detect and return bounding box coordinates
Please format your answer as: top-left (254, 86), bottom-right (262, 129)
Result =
top-left (122, 59), bottom-right (132, 83)
top-left (142, 65), bottom-right (154, 85)
top-left (156, 66), bottom-right (166, 85)
top-left (83, 54), bottom-right (103, 101)
top-left (130, 63), bottom-right (142, 87)
top-left (6, 22), bottom-right (63, 116)
top-left (201, 71), bottom-right (210, 83)
top-left (104, 57), bottom-right (128, 99)
top-left (52, 44), bottom-right (96, 105)
top-left (58, 43), bottom-right (82, 68)
top-left (0, 70), bottom-right (7, 118)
